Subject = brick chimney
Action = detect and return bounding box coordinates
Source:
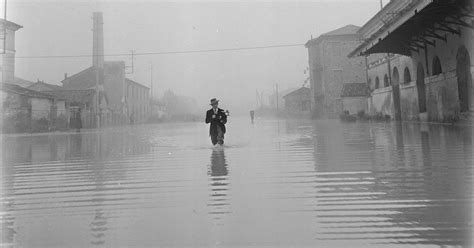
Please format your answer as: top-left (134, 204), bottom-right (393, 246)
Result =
top-left (92, 12), bottom-right (104, 69)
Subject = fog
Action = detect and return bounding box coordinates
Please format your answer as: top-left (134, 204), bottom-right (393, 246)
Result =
top-left (10, 0), bottom-right (381, 114)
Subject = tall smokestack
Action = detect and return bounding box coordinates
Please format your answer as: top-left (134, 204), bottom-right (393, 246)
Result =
top-left (92, 12), bottom-right (104, 68)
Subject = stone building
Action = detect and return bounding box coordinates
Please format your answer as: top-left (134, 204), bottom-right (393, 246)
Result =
top-left (305, 25), bottom-right (367, 118)
top-left (0, 19), bottom-right (22, 83)
top-left (349, 0), bottom-right (473, 123)
top-left (282, 87), bottom-right (311, 115)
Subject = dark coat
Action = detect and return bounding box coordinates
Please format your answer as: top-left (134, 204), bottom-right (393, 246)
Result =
top-left (205, 108), bottom-right (227, 135)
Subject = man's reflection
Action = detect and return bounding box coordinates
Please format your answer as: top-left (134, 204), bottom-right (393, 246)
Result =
top-left (209, 148), bottom-right (228, 177)
top-left (207, 148), bottom-right (230, 219)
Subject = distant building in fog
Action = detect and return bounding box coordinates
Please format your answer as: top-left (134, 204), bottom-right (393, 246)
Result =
top-left (0, 19), bottom-right (22, 83)
top-left (62, 61), bottom-right (150, 125)
top-left (305, 25), bottom-right (367, 118)
top-left (283, 87), bottom-right (311, 116)
top-left (125, 78), bottom-right (150, 123)
top-left (268, 87), bottom-right (298, 110)
top-left (59, 12), bottom-right (150, 126)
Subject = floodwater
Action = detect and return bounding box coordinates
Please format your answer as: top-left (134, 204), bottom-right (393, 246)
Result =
top-left (1, 118), bottom-right (472, 247)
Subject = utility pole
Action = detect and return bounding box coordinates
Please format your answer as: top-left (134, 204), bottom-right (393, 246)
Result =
top-left (275, 83), bottom-right (279, 113)
top-left (255, 89), bottom-right (259, 109)
top-left (125, 50), bottom-right (135, 74)
top-left (150, 62), bottom-right (153, 100)
top-left (93, 13), bottom-right (101, 129)
top-left (379, 0), bottom-right (383, 9)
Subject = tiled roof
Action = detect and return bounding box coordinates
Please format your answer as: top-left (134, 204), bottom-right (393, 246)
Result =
top-left (283, 87), bottom-right (311, 98)
top-left (42, 89), bottom-right (96, 104)
top-left (305, 25), bottom-right (361, 47)
top-left (0, 18), bottom-right (23, 31)
top-left (28, 81), bottom-right (63, 91)
top-left (8, 77), bottom-right (35, 88)
top-left (62, 66), bottom-right (97, 90)
top-left (341, 83), bottom-right (369, 97)
top-left (125, 78), bottom-right (150, 89)
top-left (1, 83), bottom-right (57, 99)
top-left (321, 25), bottom-right (360, 37)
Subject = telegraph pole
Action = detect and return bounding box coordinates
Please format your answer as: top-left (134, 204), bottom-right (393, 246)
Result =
top-left (93, 13), bottom-right (101, 128)
top-left (150, 62), bottom-right (153, 100)
top-left (275, 83), bottom-right (279, 113)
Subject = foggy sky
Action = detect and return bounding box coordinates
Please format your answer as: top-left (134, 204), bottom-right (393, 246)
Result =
top-left (10, 0), bottom-right (382, 114)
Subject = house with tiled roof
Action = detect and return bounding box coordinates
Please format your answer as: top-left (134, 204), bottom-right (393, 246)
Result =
top-left (283, 87), bottom-right (311, 115)
top-left (1, 83), bottom-right (68, 132)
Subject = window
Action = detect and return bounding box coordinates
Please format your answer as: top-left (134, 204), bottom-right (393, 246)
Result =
top-left (432, 56), bottom-right (442, 75)
top-left (375, 77), bottom-right (380, 89)
top-left (404, 67), bottom-right (411, 84)
top-left (384, 74), bottom-right (389, 87)
top-left (368, 78), bottom-right (372, 90)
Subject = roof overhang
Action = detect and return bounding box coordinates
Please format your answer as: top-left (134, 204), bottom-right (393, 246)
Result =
top-left (0, 18), bottom-right (23, 31)
top-left (349, 0), bottom-right (473, 57)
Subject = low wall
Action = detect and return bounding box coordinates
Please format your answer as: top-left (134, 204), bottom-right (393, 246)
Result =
top-left (424, 70), bottom-right (460, 122)
top-left (342, 97), bottom-right (368, 115)
top-left (399, 82), bottom-right (419, 120)
top-left (369, 87), bottom-right (393, 117)
top-left (368, 70), bottom-right (464, 122)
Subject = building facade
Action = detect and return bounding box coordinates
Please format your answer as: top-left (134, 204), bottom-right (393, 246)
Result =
top-left (305, 25), bottom-right (367, 118)
top-left (1, 83), bottom-right (67, 132)
top-left (62, 61), bottom-right (150, 125)
top-left (125, 78), bottom-right (150, 123)
top-left (350, 0), bottom-right (473, 123)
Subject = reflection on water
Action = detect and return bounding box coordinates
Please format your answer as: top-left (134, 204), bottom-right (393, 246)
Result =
top-left (207, 147), bottom-right (231, 220)
top-left (0, 120), bottom-right (472, 247)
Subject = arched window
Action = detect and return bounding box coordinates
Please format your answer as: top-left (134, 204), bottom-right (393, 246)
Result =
top-left (432, 56), bottom-right (442, 75)
top-left (384, 74), bottom-right (389, 87)
top-left (404, 67), bottom-right (411, 84)
top-left (375, 77), bottom-right (380, 89)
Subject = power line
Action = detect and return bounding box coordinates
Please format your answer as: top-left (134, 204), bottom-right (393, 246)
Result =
top-left (16, 43), bottom-right (305, 59)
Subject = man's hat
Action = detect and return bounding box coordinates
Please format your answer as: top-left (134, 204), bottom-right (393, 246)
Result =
top-left (210, 98), bottom-right (219, 105)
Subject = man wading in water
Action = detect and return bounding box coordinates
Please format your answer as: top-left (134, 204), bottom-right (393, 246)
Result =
top-left (205, 98), bottom-right (227, 145)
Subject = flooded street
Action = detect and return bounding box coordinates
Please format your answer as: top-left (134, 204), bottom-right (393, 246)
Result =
top-left (1, 118), bottom-right (472, 247)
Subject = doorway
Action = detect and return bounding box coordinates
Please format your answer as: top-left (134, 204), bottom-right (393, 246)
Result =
top-left (456, 46), bottom-right (472, 112)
